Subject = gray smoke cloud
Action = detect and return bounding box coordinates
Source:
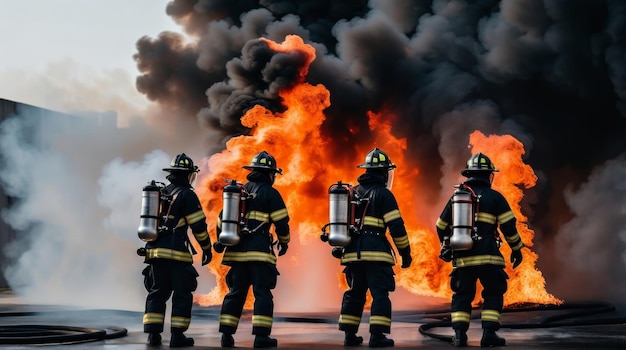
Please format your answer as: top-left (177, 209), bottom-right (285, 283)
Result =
top-left (131, 0), bottom-right (626, 303)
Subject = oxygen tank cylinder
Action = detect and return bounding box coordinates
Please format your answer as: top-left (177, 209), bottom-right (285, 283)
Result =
top-left (138, 180), bottom-right (161, 242)
top-left (219, 180), bottom-right (242, 246)
top-left (328, 182), bottom-right (352, 247)
top-left (450, 187), bottom-right (474, 250)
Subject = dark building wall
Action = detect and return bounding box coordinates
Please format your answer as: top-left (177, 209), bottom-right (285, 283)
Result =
top-left (0, 99), bottom-right (18, 289)
top-left (0, 98), bottom-right (117, 290)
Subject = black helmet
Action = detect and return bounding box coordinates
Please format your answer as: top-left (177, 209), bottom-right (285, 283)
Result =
top-left (243, 151), bottom-right (283, 174)
top-left (163, 153), bottom-right (199, 173)
top-left (461, 152), bottom-right (498, 177)
top-left (357, 148), bottom-right (397, 169)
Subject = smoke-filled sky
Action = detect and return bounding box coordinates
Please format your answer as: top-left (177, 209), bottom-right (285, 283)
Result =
top-left (0, 0), bottom-right (625, 311)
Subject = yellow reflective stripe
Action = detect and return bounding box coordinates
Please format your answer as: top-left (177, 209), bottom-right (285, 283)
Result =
top-left (505, 232), bottom-right (521, 243)
top-left (341, 251), bottom-right (395, 265)
top-left (247, 210), bottom-right (269, 222)
top-left (510, 241), bottom-right (524, 251)
top-left (252, 315), bottom-right (273, 328)
top-left (453, 254), bottom-right (505, 267)
top-left (222, 251), bottom-right (277, 264)
top-left (383, 209), bottom-right (401, 223)
top-left (171, 316), bottom-right (191, 328)
top-left (393, 235), bottom-right (409, 249)
top-left (143, 312), bottom-right (165, 324)
top-left (145, 248), bottom-right (193, 262)
top-left (481, 309), bottom-right (501, 323)
top-left (498, 210), bottom-right (515, 224)
top-left (193, 230), bottom-right (209, 242)
top-left (339, 314), bottom-right (361, 326)
top-left (278, 234), bottom-right (290, 243)
top-left (370, 315), bottom-right (391, 326)
top-left (220, 314), bottom-right (239, 327)
top-left (451, 311), bottom-right (471, 323)
top-left (436, 218), bottom-right (448, 230)
top-left (175, 217), bottom-right (186, 228)
top-left (363, 216), bottom-right (385, 228)
top-left (186, 210), bottom-right (206, 225)
top-left (476, 212), bottom-right (496, 224)
top-left (270, 208), bottom-right (288, 221)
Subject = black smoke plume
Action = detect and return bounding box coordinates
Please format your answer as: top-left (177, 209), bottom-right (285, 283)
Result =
top-left (133, 0), bottom-right (626, 302)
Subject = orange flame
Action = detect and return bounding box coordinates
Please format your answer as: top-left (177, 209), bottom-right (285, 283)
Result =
top-left (193, 35), bottom-right (561, 310)
top-left (466, 131), bottom-right (561, 306)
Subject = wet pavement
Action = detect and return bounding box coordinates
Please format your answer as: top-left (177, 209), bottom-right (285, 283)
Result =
top-left (0, 292), bottom-right (624, 349)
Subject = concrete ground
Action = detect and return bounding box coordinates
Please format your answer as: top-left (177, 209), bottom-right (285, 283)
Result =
top-left (0, 292), bottom-right (624, 349)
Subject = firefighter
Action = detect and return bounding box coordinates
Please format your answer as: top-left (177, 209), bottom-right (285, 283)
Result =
top-left (140, 153), bottom-right (213, 347)
top-left (435, 152), bottom-right (525, 347)
top-left (213, 151), bottom-right (290, 349)
top-left (333, 148), bottom-right (413, 348)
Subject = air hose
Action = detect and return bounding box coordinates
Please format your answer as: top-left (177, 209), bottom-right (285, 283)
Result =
top-left (417, 301), bottom-right (626, 344)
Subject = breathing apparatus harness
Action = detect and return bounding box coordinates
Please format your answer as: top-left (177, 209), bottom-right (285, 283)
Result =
top-left (137, 180), bottom-right (195, 256)
top-left (321, 181), bottom-right (395, 260)
top-left (440, 182), bottom-right (504, 262)
top-left (218, 179), bottom-right (273, 248)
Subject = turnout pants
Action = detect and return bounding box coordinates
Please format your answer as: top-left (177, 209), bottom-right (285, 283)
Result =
top-left (338, 264), bottom-right (396, 335)
top-left (450, 264), bottom-right (508, 331)
top-left (219, 263), bottom-right (279, 336)
top-left (143, 260), bottom-right (199, 334)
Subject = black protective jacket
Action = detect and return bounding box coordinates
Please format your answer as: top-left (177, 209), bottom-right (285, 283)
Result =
top-left (144, 180), bottom-right (212, 263)
top-left (340, 172), bottom-right (411, 266)
top-left (435, 176), bottom-right (524, 267)
top-left (217, 171), bottom-right (290, 266)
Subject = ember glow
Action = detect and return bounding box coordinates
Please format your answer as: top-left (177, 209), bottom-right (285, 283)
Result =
top-left (192, 35), bottom-right (560, 309)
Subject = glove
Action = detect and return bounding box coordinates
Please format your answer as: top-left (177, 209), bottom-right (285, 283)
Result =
top-left (510, 249), bottom-right (523, 269)
top-left (278, 242), bottom-right (288, 256)
top-left (439, 247), bottom-right (453, 262)
top-left (213, 241), bottom-right (225, 253)
top-left (201, 249), bottom-right (212, 266)
top-left (331, 247), bottom-right (343, 259)
top-left (401, 254), bottom-right (412, 268)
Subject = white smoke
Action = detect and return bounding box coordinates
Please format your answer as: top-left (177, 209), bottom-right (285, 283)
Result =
top-left (0, 105), bottom-right (200, 311)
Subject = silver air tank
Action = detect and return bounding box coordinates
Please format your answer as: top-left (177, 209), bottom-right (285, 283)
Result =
top-left (327, 182), bottom-right (352, 247)
top-left (219, 180), bottom-right (242, 246)
top-left (450, 187), bottom-right (475, 250)
top-left (138, 180), bottom-right (161, 242)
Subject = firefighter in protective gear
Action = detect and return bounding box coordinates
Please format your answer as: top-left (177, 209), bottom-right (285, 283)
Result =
top-left (334, 148), bottom-right (412, 348)
top-left (214, 151), bottom-right (290, 349)
top-left (141, 153), bottom-right (213, 347)
top-left (435, 152), bottom-right (525, 347)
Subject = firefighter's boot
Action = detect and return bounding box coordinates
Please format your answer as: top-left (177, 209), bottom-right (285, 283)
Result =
top-left (344, 332), bottom-right (364, 346)
top-left (147, 332), bottom-right (162, 346)
top-left (221, 333), bottom-right (235, 348)
top-left (453, 329), bottom-right (467, 347)
top-left (368, 333), bottom-right (394, 348)
top-left (253, 335), bottom-right (278, 348)
top-left (480, 329), bottom-right (505, 347)
top-left (170, 332), bottom-right (194, 347)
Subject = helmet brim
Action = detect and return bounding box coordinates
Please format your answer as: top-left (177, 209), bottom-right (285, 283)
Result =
top-left (356, 164), bottom-right (397, 169)
top-left (163, 167), bottom-right (198, 172)
top-left (243, 165), bottom-right (283, 175)
top-left (461, 169), bottom-right (498, 177)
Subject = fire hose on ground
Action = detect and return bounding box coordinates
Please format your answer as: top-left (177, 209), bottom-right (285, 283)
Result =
top-left (0, 309), bottom-right (127, 345)
top-left (415, 301), bottom-right (626, 344)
